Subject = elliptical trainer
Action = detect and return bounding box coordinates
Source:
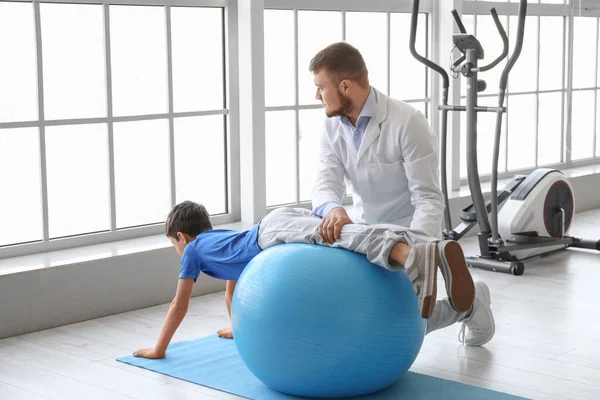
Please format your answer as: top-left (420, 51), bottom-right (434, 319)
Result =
top-left (409, 0), bottom-right (600, 275)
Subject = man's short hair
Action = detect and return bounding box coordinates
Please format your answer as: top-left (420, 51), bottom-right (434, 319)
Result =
top-left (309, 42), bottom-right (369, 86)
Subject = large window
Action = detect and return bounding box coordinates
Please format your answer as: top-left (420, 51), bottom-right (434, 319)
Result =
top-left (263, 6), bottom-right (430, 208)
top-left (459, 1), bottom-right (600, 182)
top-left (4, 0), bottom-right (600, 259)
top-left (0, 1), bottom-right (229, 256)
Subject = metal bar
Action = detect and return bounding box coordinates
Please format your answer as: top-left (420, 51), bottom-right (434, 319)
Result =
top-left (220, 7), bottom-right (229, 214)
top-left (34, 1), bottom-right (50, 242)
top-left (294, 8), bottom-right (300, 205)
top-left (462, 2), bottom-right (570, 17)
top-left (226, 0), bottom-right (241, 220)
top-left (594, 17), bottom-right (599, 158)
top-left (498, 237), bottom-right (575, 253)
top-left (0, 110), bottom-right (229, 130)
top-left (561, 14), bottom-right (567, 163)
top-left (265, 98), bottom-right (431, 113)
top-left (465, 256), bottom-right (521, 275)
top-left (504, 15), bottom-right (511, 173)
top-left (386, 12), bottom-right (391, 96)
top-left (341, 9), bottom-right (346, 41)
top-left (565, 5), bottom-right (574, 163)
top-left (425, 7), bottom-right (430, 119)
top-left (7, 0), bottom-right (228, 6)
top-left (438, 105), bottom-right (507, 112)
top-left (166, 5), bottom-right (177, 208)
top-left (264, 0), bottom-right (433, 13)
top-left (460, 88), bottom-right (570, 99)
top-left (535, 15), bottom-right (541, 167)
top-left (465, 48), bottom-right (491, 234)
top-left (104, 3), bottom-right (117, 232)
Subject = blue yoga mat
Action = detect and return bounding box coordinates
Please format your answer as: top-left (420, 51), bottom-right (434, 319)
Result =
top-left (117, 335), bottom-right (527, 400)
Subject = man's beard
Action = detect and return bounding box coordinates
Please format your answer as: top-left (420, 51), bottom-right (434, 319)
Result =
top-left (325, 89), bottom-right (354, 118)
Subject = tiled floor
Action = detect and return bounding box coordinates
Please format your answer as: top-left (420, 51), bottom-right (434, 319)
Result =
top-left (2, 210), bottom-right (600, 399)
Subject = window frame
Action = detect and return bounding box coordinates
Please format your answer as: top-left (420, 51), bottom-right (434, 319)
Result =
top-left (263, 0), bottom-right (435, 211)
top-left (0, 0), bottom-right (237, 259)
top-left (458, 0), bottom-right (600, 186)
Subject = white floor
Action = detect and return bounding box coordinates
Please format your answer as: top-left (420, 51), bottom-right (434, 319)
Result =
top-left (2, 211), bottom-right (600, 400)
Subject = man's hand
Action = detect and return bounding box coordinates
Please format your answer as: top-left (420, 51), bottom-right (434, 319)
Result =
top-left (217, 327), bottom-right (233, 339)
top-left (133, 348), bottom-right (166, 359)
top-left (319, 207), bottom-right (353, 244)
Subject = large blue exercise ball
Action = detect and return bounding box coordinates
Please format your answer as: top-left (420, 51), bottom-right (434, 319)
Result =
top-left (231, 243), bottom-right (426, 398)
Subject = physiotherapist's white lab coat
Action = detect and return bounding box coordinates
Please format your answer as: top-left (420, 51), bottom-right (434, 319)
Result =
top-left (311, 87), bottom-right (445, 238)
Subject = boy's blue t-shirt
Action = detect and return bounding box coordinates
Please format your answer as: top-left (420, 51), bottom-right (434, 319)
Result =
top-left (179, 224), bottom-right (262, 282)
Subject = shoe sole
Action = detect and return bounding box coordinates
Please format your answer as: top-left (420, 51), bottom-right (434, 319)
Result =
top-left (440, 241), bottom-right (475, 313)
top-left (421, 244), bottom-right (438, 319)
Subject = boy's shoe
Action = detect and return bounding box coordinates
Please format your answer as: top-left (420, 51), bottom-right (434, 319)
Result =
top-left (458, 281), bottom-right (495, 346)
top-left (438, 240), bottom-right (475, 313)
top-left (405, 242), bottom-right (438, 319)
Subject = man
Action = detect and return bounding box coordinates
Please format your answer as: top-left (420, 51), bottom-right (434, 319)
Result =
top-left (309, 42), bottom-right (494, 346)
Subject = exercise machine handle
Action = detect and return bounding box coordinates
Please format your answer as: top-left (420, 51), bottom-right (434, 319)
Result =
top-left (499, 0), bottom-right (527, 90)
top-left (410, 0), bottom-right (452, 233)
top-left (479, 8), bottom-right (509, 72)
top-left (410, 0), bottom-right (449, 90)
top-left (490, 0), bottom-right (527, 243)
top-left (451, 9), bottom-right (467, 34)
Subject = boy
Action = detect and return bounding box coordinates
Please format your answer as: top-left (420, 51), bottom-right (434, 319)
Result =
top-left (133, 201), bottom-right (494, 359)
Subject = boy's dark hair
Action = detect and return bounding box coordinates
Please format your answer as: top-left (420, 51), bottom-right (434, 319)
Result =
top-left (309, 42), bottom-right (368, 87)
top-left (165, 201), bottom-right (212, 240)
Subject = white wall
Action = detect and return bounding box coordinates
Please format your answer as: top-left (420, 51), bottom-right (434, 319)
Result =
top-left (0, 247), bottom-right (223, 339)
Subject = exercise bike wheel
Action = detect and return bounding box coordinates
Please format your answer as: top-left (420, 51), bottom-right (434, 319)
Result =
top-left (510, 262), bottom-right (525, 276)
top-left (543, 180), bottom-right (574, 237)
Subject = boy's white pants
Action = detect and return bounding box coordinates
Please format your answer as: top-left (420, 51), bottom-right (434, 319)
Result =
top-left (257, 207), bottom-right (470, 334)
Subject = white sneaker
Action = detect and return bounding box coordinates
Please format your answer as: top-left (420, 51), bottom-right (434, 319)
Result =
top-left (458, 281), bottom-right (495, 346)
top-left (405, 242), bottom-right (438, 319)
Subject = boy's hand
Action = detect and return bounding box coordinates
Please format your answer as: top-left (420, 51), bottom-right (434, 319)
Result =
top-left (217, 328), bottom-right (233, 339)
top-left (133, 348), bottom-right (166, 359)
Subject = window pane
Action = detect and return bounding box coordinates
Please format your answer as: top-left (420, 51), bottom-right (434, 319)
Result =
top-left (507, 94), bottom-right (536, 170)
top-left (264, 10), bottom-right (295, 107)
top-left (298, 11), bottom-right (342, 105)
top-left (539, 17), bottom-right (564, 91)
top-left (114, 120), bottom-right (170, 228)
top-left (572, 17), bottom-right (597, 90)
top-left (537, 92), bottom-right (563, 166)
top-left (0, 128), bottom-right (42, 245)
top-left (110, 6), bottom-right (167, 116)
top-left (462, 14), bottom-right (475, 35)
top-left (477, 15), bottom-right (508, 95)
top-left (41, 4), bottom-right (106, 120)
top-left (175, 115), bottom-right (226, 215)
top-left (0, 2), bottom-right (37, 122)
top-left (460, 103), bottom-right (507, 177)
top-left (390, 13), bottom-right (427, 100)
top-left (266, 111), bottom-right (296, 206)
top-left (171, 7), bottom-right (224, 112)
top-left (46, 124), bottom-right (109, 238)
top-left (345, 12), bottom-right (387, 95)
top-left (299, 108), bottom-right (326, 201)
top-left (508, 16), bottom-right (538, 93)
top-left (571, 90), bottom-right (595, 160)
